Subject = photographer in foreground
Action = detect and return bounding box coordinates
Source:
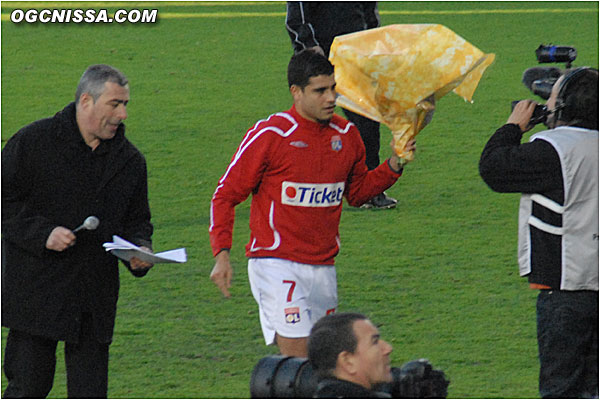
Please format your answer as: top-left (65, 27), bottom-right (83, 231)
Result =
top-left (308, 313), bottom-right (394, 398)
top-left (307, 313), bottom-right (449, 398)
top-left (479, 67), bottom-right (598, 398)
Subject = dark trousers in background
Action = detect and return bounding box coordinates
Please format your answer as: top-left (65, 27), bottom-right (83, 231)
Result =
top-left (342, 108), bottom-right (381, 171)
top-left (537, 289), bottom-right (599, 399)
top-left (3, 313), bottom-right (109, 398)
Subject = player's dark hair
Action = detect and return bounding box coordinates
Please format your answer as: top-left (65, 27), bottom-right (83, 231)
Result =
top-left (75, 64), bottom-right (129, 104)
top-left (287, 49), bottom-right (334, 89)
top-left (556, 67), bottom-right (598, 130)
top-left (308, 312), bottom-right (368, 377)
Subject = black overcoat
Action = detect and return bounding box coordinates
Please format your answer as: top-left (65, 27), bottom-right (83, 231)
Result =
top-left (1, 102), bottom-right (153, 343)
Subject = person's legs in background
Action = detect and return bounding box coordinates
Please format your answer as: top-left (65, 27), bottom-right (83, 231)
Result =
top-left (343, 108), bottom-right (397, 209)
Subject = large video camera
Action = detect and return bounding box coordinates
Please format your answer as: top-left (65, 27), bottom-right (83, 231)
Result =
top-left (250, 355), bottom-right (450, 398)
top-left (514, 44), bottom-right (577, 127)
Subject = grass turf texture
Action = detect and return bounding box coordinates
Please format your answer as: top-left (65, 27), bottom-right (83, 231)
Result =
top-left (1, 1), bottom-right (598, 398)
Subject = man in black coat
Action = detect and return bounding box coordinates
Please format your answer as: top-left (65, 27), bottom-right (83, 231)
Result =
top-left (1, 64), bottom-right (154, 398)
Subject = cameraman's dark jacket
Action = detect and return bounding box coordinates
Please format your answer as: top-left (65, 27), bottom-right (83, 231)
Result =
top-left (479, 123), bottom-right (564, 287)
top-left (314, 378), bottom-right (390, 399)
top-left (1, 102), bottom-right (153, 344)
top-left (285, 1), bottom-right (380, 57)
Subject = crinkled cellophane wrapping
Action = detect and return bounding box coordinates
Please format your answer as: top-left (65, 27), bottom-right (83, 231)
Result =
top-left (329, 24), bottom-right (495, 160)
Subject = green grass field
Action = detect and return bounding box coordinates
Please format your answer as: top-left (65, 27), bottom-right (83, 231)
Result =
top-left (1, 1), bottom-right (598, 398)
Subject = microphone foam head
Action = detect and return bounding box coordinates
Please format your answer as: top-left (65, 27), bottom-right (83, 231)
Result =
top-left (84, 216), bottom-right (100, 230)
top-left (522, 67), bottom-right (562, 90)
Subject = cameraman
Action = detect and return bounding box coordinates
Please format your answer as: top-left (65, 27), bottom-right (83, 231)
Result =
top-left (308, 313), bottom-right (393, 398)
top-left (479, 67), bottom-right (598, 398)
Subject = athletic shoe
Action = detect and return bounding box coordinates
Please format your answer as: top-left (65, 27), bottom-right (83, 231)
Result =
top-left (360, 192), bottom-right (397, 209)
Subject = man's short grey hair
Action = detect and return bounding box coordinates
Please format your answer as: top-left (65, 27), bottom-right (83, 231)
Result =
top-left (75, 64), bottom-right (128, 104)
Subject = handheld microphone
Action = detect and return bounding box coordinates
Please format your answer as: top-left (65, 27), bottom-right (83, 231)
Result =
top-left (73, 216), bottom-right (100, 233)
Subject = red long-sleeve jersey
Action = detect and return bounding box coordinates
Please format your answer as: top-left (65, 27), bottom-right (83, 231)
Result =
top-left (209, 105), bottom-right (402, 265)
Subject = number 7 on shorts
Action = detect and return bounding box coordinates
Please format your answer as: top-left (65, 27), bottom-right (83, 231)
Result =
top-left (283, 280), bottom-right (296, 302)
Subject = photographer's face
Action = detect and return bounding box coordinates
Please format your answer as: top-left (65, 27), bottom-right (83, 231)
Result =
top-left (545, 75), bottom-right (565, 129)
top-left (349, 319), bottom-right (393, 388)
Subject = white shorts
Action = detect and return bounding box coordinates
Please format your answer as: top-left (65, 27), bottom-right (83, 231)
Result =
top-left (248, 258), bottom-right (338, 345)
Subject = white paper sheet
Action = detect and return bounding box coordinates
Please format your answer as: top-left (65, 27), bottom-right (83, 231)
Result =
top-left (103, 235), bottom-right (187, 264)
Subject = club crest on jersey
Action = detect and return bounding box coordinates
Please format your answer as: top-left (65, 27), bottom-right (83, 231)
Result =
top-left (282, 181), bottom-right (345, 207)
top-left (285, 307), bottom-right (301, 324)
top-left (331, 135), bottom-right (342, 151)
